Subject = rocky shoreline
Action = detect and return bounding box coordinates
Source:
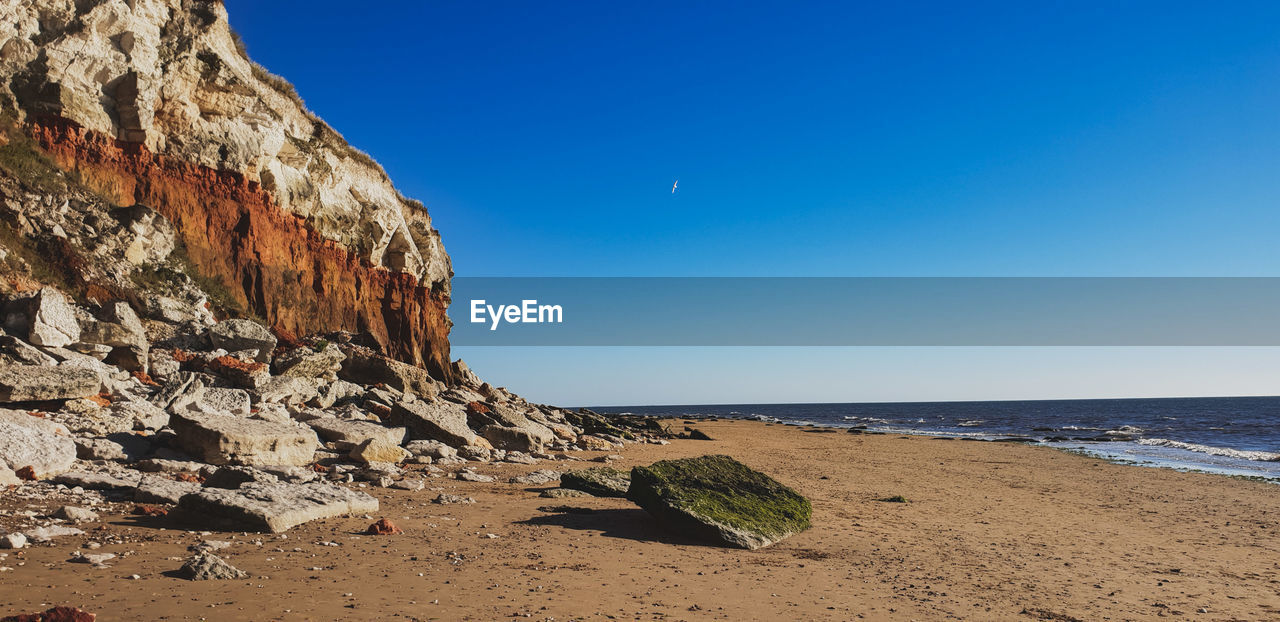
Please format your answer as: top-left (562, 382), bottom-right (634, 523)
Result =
top-left (0, 283), bottom-right (670, 570)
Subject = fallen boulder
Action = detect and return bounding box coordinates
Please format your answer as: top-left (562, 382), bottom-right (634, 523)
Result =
top-left (274, 344), bottom-right (345, 379)
top-left (481, 425), bottom-right (548, 454)
top-left (560, 466), bottom-right (631, 498)
top-left (0, 409), bottom-right (77, 478)
top-left (24, 288), bottom-right (82, 348)
top-left (134, 474), bottom-right (202, 504)
top-left (0, 366), bottom-right (101, 402)
top-left (389, 400), bottom-right (478, 447)
top-left (209, 319), bottom-right (276, 363)
top-left (626, 455), bottom-right (811, 549)
top-left (308, 417), bottom-right (405, 449)
top-left (169, 412), bottom-right (318, 466)
top-left (177, 481), bottom-right (379, 532)
top-left (348, 438), bottom-right (410, 464)
top-left (339, 349), bottom-right (438, 399)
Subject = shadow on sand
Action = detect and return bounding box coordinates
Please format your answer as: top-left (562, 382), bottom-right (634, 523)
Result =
top-left (518, 508), bottom-right (720, 548)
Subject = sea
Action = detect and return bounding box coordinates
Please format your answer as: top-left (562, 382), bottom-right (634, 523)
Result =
top-left (593, 396), bottom-right (1280, 481)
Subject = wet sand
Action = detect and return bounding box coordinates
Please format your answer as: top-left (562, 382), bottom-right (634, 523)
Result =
top-left (2, 419), bottom-right (1278, 621)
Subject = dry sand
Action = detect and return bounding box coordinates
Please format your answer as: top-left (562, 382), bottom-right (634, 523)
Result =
top-left (1, 419), bottom-right (1278, 621)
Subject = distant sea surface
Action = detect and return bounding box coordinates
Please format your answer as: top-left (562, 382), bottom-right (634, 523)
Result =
top-left (592, 397), bottom-right (1280, 481)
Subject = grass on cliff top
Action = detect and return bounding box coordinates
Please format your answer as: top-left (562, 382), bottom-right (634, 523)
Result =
top-left (632, 455), bottom-right (812, 537)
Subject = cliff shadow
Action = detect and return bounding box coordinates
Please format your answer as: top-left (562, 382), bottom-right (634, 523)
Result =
top-left (518, 507), bottom-right (719, 548)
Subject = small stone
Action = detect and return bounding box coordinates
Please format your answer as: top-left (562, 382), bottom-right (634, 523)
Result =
top-left (178, 552), bottom-right (247, 580)
top-left (1, 533), bottom-right (27, 549)
top-left (432, 493), bottom-right (475, 505)
top-left (539, 488), bottom-right (591, 499)
top-left (53, 506), bottom-right (99, 523)
top-left (456, 470), bottom-right (494, 483)
top-left (365, 518), bottom-right (403, 535)
top-left (70, 552), bottom-right (116, 566)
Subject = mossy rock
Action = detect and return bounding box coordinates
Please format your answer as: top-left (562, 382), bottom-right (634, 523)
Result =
top-left (559, 467), bottom-right (630, 498)
top-left (627, 455), bottom-right (811, 549)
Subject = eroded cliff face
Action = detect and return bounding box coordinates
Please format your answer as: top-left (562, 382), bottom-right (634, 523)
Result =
top-left (0, 0), bottom-right (454, 381)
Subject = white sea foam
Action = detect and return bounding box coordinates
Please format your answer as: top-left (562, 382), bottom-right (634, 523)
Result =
top-left (957, 420), bottom-right (984, 427)
top-left (1105, 425), bottom-right (1145, 435)
top-left (1137, 438), bottom-right (1280, 462)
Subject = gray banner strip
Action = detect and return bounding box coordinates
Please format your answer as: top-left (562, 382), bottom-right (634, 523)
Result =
top-left (448, 277), bottom-right (1280, 346)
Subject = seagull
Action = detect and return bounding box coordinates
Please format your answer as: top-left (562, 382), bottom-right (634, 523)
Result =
top-left (671, 179), bottom-right (678, 194)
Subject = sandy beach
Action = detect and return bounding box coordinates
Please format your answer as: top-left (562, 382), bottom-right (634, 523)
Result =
top-left (1, 418), bottom-right (1277, 621)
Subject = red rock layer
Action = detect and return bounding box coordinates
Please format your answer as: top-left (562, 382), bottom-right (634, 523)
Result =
top-left (28, 116), bottom-right (453, 384)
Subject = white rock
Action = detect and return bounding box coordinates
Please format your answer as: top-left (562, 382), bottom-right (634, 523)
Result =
top-left (26, 525), bottom-right (85, 542)
top-left (0, 533), bottom-right (27, 549)
top-left (27, 288), bottom-right (81, 348)
top-left (0, 409), bottom-right (78, 478)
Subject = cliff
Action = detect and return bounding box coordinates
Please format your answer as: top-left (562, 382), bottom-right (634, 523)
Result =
top-left (0, 0), bottom-right (454, 381)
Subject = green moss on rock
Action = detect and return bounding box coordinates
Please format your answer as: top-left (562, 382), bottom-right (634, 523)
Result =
top-left (627, 455), bottom-right (811, 549)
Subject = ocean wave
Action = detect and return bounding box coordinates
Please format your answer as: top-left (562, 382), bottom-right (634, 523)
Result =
top-left (1137, 438), bottom-right (1280, 462)
top-left (1105, 425), bottom-right (1145, 435)
top-left (956, 420), bottom-right (984, 427)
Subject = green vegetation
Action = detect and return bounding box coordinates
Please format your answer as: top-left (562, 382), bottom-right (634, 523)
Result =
top-left (629, 455), bottom-right (811, 540)
top-left (0, 220), bottom-right (80, 294)
top-left (312, 339), bottom-right (329, 352)
top-left (877, 495), bottom-right (909, 503)
top-left (0, 121), bottom-right (69, 194)
top-left (131, 240), bottom-right (255, 321)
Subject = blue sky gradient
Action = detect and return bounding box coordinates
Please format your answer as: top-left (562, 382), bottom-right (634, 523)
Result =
top-left (225, 1), bottom-right (1280, 404)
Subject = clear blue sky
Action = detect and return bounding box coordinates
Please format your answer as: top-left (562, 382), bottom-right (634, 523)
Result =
top-left (225, 1), bottom-right (1280, 405)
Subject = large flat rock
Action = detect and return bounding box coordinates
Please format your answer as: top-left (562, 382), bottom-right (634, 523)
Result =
top-left (0, 409), bottom-right (77, 478)
top-left (177, 481), bottom-right (379, 533)
top-left (170, 412), bottom-right (318, 466)
top-left (0, 365), bottom-right (102, 402)
top-left (627, 455), bottom-right (812, 550)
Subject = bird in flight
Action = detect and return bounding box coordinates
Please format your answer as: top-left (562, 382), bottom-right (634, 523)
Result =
top-left (671, 179), bottom-right (678, 194)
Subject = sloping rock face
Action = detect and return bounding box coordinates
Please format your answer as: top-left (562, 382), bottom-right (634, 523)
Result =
top-left (627, 455), bottom-right (812, 550)
top-left (0, 0), bottom-right (453, 382)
